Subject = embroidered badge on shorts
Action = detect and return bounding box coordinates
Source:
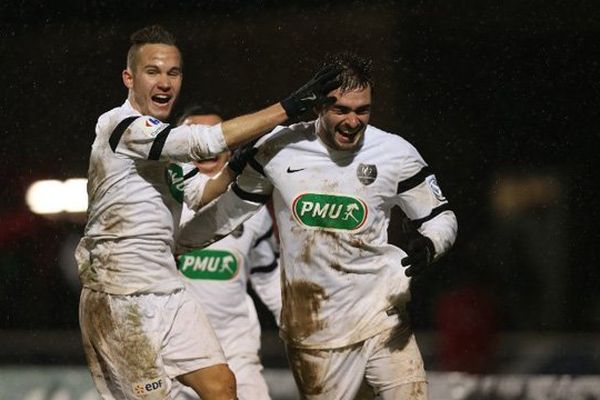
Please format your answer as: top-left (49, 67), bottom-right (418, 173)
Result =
top-left (357, 163), bottom-right (377, 186)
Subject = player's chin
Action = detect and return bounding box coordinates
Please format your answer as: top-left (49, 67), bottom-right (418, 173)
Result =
top-left (149, 101), bottom-right (174, 120)
top-left (150, 107), bottom-right (172, 121)
top-left (334, 132), bottom-right (363, 151)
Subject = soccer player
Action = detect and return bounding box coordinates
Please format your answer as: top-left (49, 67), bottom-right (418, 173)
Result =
top-left (177, 52), bottom-right (458, 399)
top-left (75, 25), bottom-right (340, 399)
top-left (174, 109), bottom-right (282, 400)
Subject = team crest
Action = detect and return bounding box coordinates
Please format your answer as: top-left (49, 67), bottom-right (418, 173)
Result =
top-left (357, 163), bottom-right (377, 186)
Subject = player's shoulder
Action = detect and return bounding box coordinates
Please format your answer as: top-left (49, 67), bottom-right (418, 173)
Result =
top-left (258, 120), bottom-right (315, 146)
top-left (365, 125), bottom-right (410, 147)
top-left (365, 125), bottom-right (420, 156)
top-left (97, 100), bottom-right (167, 138)
top-left (255, 120), bottom-right (317, 162)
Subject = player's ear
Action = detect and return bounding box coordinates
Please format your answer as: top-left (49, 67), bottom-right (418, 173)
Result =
top-left (122, 68), bottom-right (133, 89)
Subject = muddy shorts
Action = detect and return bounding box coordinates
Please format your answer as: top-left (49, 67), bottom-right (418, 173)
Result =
top-left (286, 322), bottom-right (427, 400)
top-left (79, 287), bottom-right (226, 399)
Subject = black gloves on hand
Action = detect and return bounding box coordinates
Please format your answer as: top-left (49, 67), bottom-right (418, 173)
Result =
top-left (227, 140), bottom-right (258, 175)
top-left (401, 230), bottom-right (435, 277)
top-left (281, 65), bottom-right (342, 118)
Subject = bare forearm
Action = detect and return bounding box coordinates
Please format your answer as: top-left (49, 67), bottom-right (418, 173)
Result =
top-left (196, 167), bottom-right (238, 209)
top-left (221, 103), bottom-right (288, 149)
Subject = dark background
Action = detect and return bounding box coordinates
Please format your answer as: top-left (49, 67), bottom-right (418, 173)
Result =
top-left (1, 0), bottom-right (599, 370)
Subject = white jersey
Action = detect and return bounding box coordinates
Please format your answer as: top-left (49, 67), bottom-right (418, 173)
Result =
top-left (76, 99), bottom-right (228, 295)
top-left (178, 206), bottom-right (281, 359)
top-left (177, 120), bottom-right (458, 349)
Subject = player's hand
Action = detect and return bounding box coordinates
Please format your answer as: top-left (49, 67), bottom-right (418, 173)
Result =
top-left (281, 65), bottom-right (342, 118)
top-left (227, 140), bottom-right (258, 175)
top-left (401, 233), bottom-right (435, 277)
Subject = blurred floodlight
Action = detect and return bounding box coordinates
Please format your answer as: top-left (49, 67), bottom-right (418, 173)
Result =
top-left (63, 179), bottom-right (88, 212)
top-left (26, 179), bottom-right (88, 215)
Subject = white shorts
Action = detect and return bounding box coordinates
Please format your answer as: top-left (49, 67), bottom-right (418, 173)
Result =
top-left (79, 287), bottom-right (226, 399)
top-left (286, 322), bottom-right (427, 400)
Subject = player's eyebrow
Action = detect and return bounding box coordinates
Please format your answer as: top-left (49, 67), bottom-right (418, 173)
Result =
top-left (332, 104), bottom-right (371, 112)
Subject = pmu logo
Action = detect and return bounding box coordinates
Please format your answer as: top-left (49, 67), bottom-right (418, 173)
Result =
top-left (165, 163), bottom-right (184, 203)
top-left (178, 249), bottom-right (240, 280)
top-left (132, 378), bottom-right (164, 396)
top-left (292, 193), bottom-right (368, 231)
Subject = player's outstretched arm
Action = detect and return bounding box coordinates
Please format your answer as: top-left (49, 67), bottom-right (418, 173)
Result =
top-left (220, 65), bottom-right (341, 149)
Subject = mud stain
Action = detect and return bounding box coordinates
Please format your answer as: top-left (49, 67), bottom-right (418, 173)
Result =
top-left (101, 206), bottom-right (123, 234)
top-left (409, 381), bottom-right (425, 399)
top-left (286, 347), bottom-right (325, 396)
top-left (300, 234), bottom-right (316, 264)
top-left (282, 280), bottom-right (329, 342)
top-left (349, 237), bottom-right (366, 249)
top-left (87, 156), bottom-right (106, 205)
top-left (86, 295), bottom-right (160, 384)
top-left (315, 229), bottom-right (343, 256)
top-left (316, 229), bottom-right (339, 241)
top-left (118, 304), bottom-right (159, 383)
top-left (322, 179), bottom-right (339, 192)
top-left (330, 262), bottom-right (344, 272)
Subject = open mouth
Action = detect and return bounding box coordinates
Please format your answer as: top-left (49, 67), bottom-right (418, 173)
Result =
top-left (336, 129), bottom-right (359, 144)
top-left (151, 94), bottom-right (171, 105)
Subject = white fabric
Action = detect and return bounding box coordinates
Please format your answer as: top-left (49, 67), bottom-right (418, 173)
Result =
top-left (177, 120), bottom-right (457, 350)
top-left (177, 207), bottom-right (280, 399)
top-left (76, 100), bottom-right (227, 295)
top-left (286, 320), bottom-right (427, 400)
top-left (79, 288), bottom-right (226, 399)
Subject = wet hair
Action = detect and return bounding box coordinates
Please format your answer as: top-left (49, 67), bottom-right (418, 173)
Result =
top-left (127, 25), bottom-right (178, 71)
top-left (321, 51), bottom-right (373, 92)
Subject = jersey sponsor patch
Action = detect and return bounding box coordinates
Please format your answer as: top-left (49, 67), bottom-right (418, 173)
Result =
top-left (132, 378), bottom-right (165, 396)
top-left (178, 249), bottom-right (240, 280)
top-left (293, 193), bottom-right (368, 231)
top-left (357, 163), bottom-right (377, 185)
top-left (141, 116), bottom-right (165, 137)
top-left (165, 164), bottom-right (184, 203)
top-left (426, 175), bottom-right (446, 202)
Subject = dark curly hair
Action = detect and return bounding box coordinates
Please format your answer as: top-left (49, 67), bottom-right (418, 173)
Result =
top-left (320, 52), bottom-right (374, 92)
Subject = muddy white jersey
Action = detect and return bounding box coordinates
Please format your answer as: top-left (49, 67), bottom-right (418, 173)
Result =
top-left (177, 120), bottom-right (457, 349)
top-left (76, 100), bottom-right (228, 295)
top-left (178, 206), bottom-right (281, 359)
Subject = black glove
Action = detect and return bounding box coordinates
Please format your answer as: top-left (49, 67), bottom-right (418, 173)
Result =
top-left (281, 65), bottom-right (342, 118)
top-left (227, 140), bottom-right (258, 175)
top-left (401, 232), bottom-right (435, 277)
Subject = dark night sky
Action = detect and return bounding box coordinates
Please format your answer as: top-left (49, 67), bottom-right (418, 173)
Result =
top-left (1, 1), bottom-right (599, 331)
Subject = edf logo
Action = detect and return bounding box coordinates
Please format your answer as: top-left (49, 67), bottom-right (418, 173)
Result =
top-left (133, 378), bottom-right (164, 396)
